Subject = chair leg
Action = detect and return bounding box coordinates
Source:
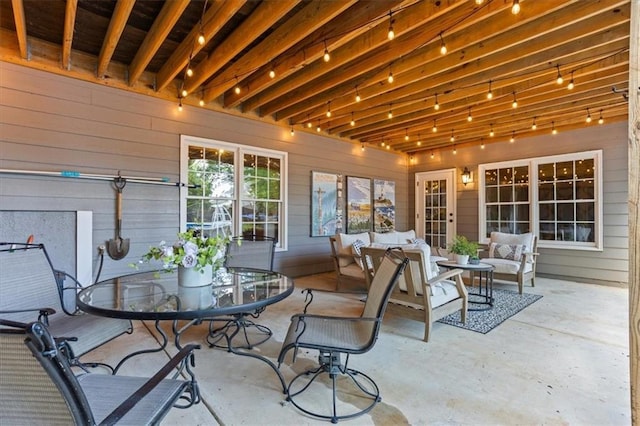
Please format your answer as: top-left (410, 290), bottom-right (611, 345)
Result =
top-left (284, 352), bottom-right (380, 423)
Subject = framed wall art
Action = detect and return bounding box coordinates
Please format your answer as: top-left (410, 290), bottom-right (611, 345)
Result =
top-left (346, 176), bottom-right (372, 234)
top-left (373, 179), bottom-right (395, 232)
top-left (310, 171), bottom-right (342, 236)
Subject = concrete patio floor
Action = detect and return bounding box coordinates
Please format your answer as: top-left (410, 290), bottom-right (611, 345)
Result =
top-left (85, 274), bottom-right (630, 425)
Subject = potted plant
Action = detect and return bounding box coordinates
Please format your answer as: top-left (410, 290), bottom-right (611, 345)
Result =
top-left (134, 230), bottom-right (230, 286)
top-left (448, 235), bottom-right (479, 265)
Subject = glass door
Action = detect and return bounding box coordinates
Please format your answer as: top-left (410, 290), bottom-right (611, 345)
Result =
top-left (415, 169), bottom-right (456, 250)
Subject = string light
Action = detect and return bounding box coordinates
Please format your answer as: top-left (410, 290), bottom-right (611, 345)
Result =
top-left (178, 98), bottom-right (183, 112)
top-left (387, 11), bottom-right (395, 40)
top-left (450, 129), bottom-right (455, 142)
top-left (512, 92), bottom-right (518, 108)
top-left (475, 0), bottom-right (484, 4)
top-left (269, 64), bottom-right (276, 79)
top-left (430, 151), bottom-right (435, 159)
top-left (234, 76), bottom-right (240, 95)
top-left (586, 108), bottom-right (592, 123)
top-left (326, 101), bottom-right (331, 118)
top-left (323, 40), bottom-right (330, 62)
top-left (480, 140), bottom-right (485, 149)
top-left (417, 134), bottom-right (422, 146)
top-left (350, 112), bottom-right (355, 126)
top-left (316, 125), bottom-right (321, 132)
top-left (489, 124), bottom-right (494, 137)
top-left (181, 88), bottom-right (188, 97)
top-left (434, 93), bottom-right (440, 110)
top-left (405, 129), bottom-right (410, 141)
top-left (199, 98), bottom-right (205, 107)
top-left (388, 67), bottom-right (394, 83)
top-left (467, 107), bottom-right (473, 122)
top-left (551, 121), bottom-right (557, 134)
top-left (511, 0), bottom-right (520, 15)
top-left (487, 80), bottom-right (493, 99)
top-left (186, 67), bottom-right (193, 77)
top-left (361, 142), bottom-right (365, 151)
top-left (556, 65), bottom-right (563, 85)
top-left (453, 145), bottom-right (457, 155)
top-left (510, 131), bottom-right (515, 143)
top-left (197, 32), bottom-right (205, 45)
top-left (388, 105), bottom-right (393, 119)
top-left (355, 86), bottom-right (361, 102)
top-left (290, 127), bottom-right (294, 136)
top-left (439, 32), bottom-right (447, 55)
top-left (432, 119), bottom-right (437, 132)
top-left (598, 110), bottom-right (604, 124)
top-left (532, 117), bottom-right (537, 130)
top-left (568, 72), bottom-right (574, 90)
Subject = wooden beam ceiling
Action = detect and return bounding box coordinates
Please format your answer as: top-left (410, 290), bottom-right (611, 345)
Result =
top-left (0, 0), bottom-right (630, 154)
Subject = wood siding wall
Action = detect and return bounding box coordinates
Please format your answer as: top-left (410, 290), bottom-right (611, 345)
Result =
top-left (409, 122), bottom-right (629, 286)
top-left (0, 62), bottom-right (408, 280)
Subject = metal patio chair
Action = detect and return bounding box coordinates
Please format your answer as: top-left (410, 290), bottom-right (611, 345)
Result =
top-left (0, 318), bottom-right (199, 425)
top-left (207, 235), bottom-right (277, 349)
top-left (277, 248), bottom-right (408, 423)
top-left (0, 242), bottom-right (132, 370)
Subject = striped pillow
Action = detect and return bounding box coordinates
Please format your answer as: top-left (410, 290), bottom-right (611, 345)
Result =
top-left (351, 239), bottom-right (373, 270)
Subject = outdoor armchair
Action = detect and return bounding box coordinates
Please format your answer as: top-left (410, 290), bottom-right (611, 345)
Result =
top-left (0, 318), bottom-right (199, 425)
top-left (0, 242), bottom-right (132, 369)
top-left (479, 232), bottom-right (539, 294)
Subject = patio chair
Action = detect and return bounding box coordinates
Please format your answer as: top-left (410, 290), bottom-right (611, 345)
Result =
top-left (0, 318), bottom-right (199, 425)
top-left (277, 248), bottom-right (408, 423)
top-left (361, 246), bottom-right (467, 342)
top-left (479, 232), bottom-right (539, 294)
top-left (0, 242), bottom-right (132, 370)
top-left (207, 235), bottom-right (276, 349)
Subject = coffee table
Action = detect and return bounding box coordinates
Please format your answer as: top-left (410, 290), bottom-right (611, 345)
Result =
top-left (436, 261), bottom-right (495, 311)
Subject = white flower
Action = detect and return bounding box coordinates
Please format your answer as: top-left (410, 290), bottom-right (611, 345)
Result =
top-left (181, 253), bottom-right (197, 268)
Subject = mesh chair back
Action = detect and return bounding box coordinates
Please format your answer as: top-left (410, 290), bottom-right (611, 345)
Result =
top-left (362, 249), bottom-right (408, 320)
top-left (0, 320), bottom-right (93, 424)
top-left (224, 235), bottom-right (276, 271)
top-left (0, 243), bottom-right (64, 322)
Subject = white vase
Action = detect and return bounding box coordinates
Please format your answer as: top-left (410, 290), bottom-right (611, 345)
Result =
top-left (454, 254), bottom-right (469, 265)
top-left (178, 264), bottom-right (213, 287)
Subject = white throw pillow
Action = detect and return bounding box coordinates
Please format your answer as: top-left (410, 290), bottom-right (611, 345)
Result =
top-left (336, 232), bottom-right (371, 267)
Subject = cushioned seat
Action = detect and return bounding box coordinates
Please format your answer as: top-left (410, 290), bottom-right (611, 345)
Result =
top-left (480, 232), bottom-right (538, 294)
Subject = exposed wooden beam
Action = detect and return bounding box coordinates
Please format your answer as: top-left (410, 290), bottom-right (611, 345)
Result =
top-left (201, 0), bottom-right (357, 103)
top-left (10, 0), bottom-right (27, 60)
top-left (97, 0), bottom-right (136, 78)
top-left (128, 0), bottom-right (190, 86)
top-left (223, 0), bottom-right (406, 109)
top-left (184, 0), bottom-right (300, 96)
top-left (155, 0), bottom-right (246, 92)
top-left (62, 0), bottom-right (78, 70)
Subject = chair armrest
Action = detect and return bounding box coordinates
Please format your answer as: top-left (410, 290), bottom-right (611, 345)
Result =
top-left (54, 269), bottom-right (84, 315)
top-left (0, 307), bottom-right (57, 325)
top-left (426, 268), bottom-right (467, 297)
top-left (100, 343), bottom-right (200, 426)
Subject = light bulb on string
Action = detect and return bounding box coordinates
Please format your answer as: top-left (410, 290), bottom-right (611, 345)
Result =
top-left (355, 86), bottom-right (361, 102)
top-left (512, 92), bottom-right (518, 108)
top-left (556, 65), bottom-right (563, 85)
top-left (186, 67), bottom-right (193, 77)
top-left (467, 107), bottom-right (473, 122)
top-left (532, 117), bottom-right (537, 130)
top-left (439, 32), bottom-right (447, 55)
top-left (453, 145), bottom-right (457, 155)
top-left (489, 124), bottom-right (494, 137)
top-left (350, 112), bottom-right (355, 126)
top-left (475, 0), bottom-right (483, 4)
top-left (586, 108), bottom-right (592, 123)
top-left (510, 131), bottom-right (515, 143)
top-left (387, 12), bottom-right (394, 40)
top-left (199, 98), bottom-right (205, 107)
top-left (233, 76), bottom-right (240, 95)
top-left (598, 110), bottom-right (604, 124)
top-left (450, 129), bottom-right (455, 143)
top-left (290, 127), bottom-right (294, 136)
top-left (181, 89), bottom-right (188, 98)
top-left (388, 67), bottom-right (394, 83)
top-left (480, 140), bottom-right (485, 149)
top-left (326, 101), bottom-right (331, 118)
top-left (361, 142), bottom-right (365, 151)
top-left (388, 105), bottom-right (393, 119)
top-left (434, 93), bottom-right (440, 110)
top-left (568, 72), bottom-right (575, 90)
top-left (269, 65), bottom-right (276, 79)
top-left (323, 41), bottom-right (330, 62)
top-left (432, 119), bottom-right (437, 132)
top-left (552, 121), bottom-right (557, 134)
top-left (178, 99), bottom-right (183, 112)
top-left (511, 0), bottom-right (520, 15)
top-left (405, 129), bottom-right (410, 141)
top-left (197, 32), bottom-right (205, 45)
top-left (487, 80), bottom-right (493, 99)
top-left (430, 151), bottom-right (435, 159)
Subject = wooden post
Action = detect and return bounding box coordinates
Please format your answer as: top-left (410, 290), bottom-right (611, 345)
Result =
top-left (629, 0), bottom-right (639, 423)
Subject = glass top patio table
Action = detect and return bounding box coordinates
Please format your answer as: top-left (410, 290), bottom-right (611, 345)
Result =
top-left (77, 267), bottom-right (294, 321)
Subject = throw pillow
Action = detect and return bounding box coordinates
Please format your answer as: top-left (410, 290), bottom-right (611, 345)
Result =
top-left (351, 239), bottom-right (373, 271)
top-left (409, 237), bottom-right (427, 245)
top-left (489, 243), bottom-right (524, 261)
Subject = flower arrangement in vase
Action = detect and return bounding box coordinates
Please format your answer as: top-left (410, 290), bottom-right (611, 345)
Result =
top-left (447, 235), bottom-right (479, 265)
top-left (135, 230), bottom-right (230, 286)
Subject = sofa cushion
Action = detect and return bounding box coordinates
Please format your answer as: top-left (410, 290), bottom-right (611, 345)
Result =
top-left (482, 258), bottom-right (533, 275)
top-left (370, 231), bottom-right (399, 244)
top-left (395, 230), bottom-right (416, 242)
top-left (336, 232), bottom-right (370, 267)
top-left (430, 280), bottom-right (462, 308)
top-left (490, 232), bottom-right (534, 252)
top-left (489, 242), bottom-right (524, 261)
top-left (409, 237), bottom-right (427, 245)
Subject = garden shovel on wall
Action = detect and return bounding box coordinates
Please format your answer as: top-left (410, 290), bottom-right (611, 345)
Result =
top-left (107, 177), bottom-right (130, 260)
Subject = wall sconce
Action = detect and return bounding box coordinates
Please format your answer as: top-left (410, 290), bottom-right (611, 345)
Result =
top-left (461, 167), bottom-right (473, 185)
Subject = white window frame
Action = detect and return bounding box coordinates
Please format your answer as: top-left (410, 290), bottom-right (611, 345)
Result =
top-left (479, 149), bottom-right (603, 251)
top-left (179, 135), bottom-right (288, 251)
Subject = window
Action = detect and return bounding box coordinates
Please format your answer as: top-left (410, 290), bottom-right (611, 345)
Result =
top-left (180, 135), bottom-right (288, 250)
top-left (479, 150), bottom-right (602, 251)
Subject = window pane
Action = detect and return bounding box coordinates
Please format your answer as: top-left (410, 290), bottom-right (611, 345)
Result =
top-left (485, 169), bottom-right (497, 185)
top-left (269, 179), bottom-right (281, 200)
top-left (556, 161), bottom-right (573, 180)
top-left (576, 180), bottom-right (594, 199)
top-left (487, 221), bottom-right (499, 236)
top-left (514, 183), bottom-right (528, 202)
top-left (576, 158), bottom-right (594, 179)
top-left (499, 205), bottom-right (514, 222)
top-left (557, 203), bottom-right (575, 221)
top-left (539, 204), bottom-right (555, 221)
top-left (486, 205), bottom-right (498, 221)
top-left (576, 202), bottom-right (594, 221)
top-left (539, 182), bottom-right (554, 201)
top-left (514, 222), bottom-right (529, 234)
top-left (576, 223), bottom-right (594, 242)
top-left (486, 187), bottom-right (498, 203)
top-left (556, 181), bottom-right (574, 200)
top-left (516, 204), bottom-right (529, 222)
top-left (558, 223), bottom-right (575, 241)
top-left (499, 168), bottom-right (513, 184)
top-left (538, 163), bottom-right (554, 182)
top-left (540, 222), bottom-right (555, 240)
top-left (499, 186), bottom-right (513, 203)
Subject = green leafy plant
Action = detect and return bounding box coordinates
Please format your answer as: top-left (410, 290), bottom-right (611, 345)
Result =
top-left (448, 235), bottom-right (479, 256)
top-left (134, 230), bottom-right (230, 273)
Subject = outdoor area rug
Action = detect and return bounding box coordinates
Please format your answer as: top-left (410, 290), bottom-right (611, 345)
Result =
top-left (437, 288), bottom-right (543, 334)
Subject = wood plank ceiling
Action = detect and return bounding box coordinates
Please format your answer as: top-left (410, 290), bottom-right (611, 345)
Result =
top-left (0, 0), bottom-right (631, 154)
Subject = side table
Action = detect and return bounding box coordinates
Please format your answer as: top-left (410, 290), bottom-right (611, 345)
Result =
top-left (437, 260), bottom-right (495, 311)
